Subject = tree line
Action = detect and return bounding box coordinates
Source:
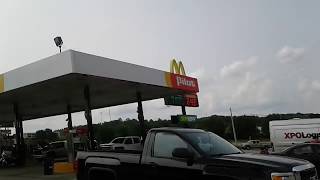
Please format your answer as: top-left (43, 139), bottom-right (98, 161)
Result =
top-left (36, 113), bottom-right (320, 144)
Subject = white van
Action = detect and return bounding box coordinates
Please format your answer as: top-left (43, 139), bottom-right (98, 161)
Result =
top-left (269, 118), bottom-right (320, 152)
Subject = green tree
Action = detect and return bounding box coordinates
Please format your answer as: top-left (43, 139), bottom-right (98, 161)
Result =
top-left (35, 128), bottom-right (58, 146)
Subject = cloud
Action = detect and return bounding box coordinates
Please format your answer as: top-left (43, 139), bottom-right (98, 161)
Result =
top-left (227, 72), bottom-right (273, 108)
top-left (220, 57), bottom-right (257, 78)
top-left (298, 79), bottom-right (320, 96)
top-left (295, 79), bottom-right (320, 112)
top-left (311, 80), bottom-right (320, 91)
top-left (194, 57), bottom-right (277, 115)
top-left (190, 68), bottom-right (205, 79)
top-left (276, 46), bottom-right (305, 64)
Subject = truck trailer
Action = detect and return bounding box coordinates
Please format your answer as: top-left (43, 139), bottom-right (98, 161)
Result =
top-left (269, 118), bottom-right (320, 152)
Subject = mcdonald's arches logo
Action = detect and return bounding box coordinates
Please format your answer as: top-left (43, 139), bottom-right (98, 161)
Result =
top-left (165, 59), bottom-right (199, 93)
top-left (170, 59), bottom-right (186, 75)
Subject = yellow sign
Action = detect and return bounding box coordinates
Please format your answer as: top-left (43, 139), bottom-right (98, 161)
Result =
top-left (170, 59), bottom-right (186, 75)
top-left (0, 74), bottom-right (4, 93)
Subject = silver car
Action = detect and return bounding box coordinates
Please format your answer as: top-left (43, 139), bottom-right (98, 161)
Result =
top-left (100, 136), bottom-right (142, 151)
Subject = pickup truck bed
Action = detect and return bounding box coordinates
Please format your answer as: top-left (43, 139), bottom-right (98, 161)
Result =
top-left (77, 151), bottom-right (141, 164)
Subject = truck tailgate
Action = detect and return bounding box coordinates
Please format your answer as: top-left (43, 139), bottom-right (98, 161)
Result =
top-left (77, 151), bottom-right (142, 180)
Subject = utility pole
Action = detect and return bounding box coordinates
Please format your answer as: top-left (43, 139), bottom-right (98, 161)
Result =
top-left (230, 107), bottom-right (237, 144)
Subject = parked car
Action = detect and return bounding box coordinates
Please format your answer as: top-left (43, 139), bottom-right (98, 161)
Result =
top-left (47, 141), bottom-right (68, 159)
top-left (99, 136), bottom-right (142, 151)
top-left (32, 145), bottom-right (45, 160)
top-left (272, 143), bottom-right (320, 173)
top-left (241, 140), bottom-right (271, 150)
top-left (0, 146), bottom-right (16, 167)
top-left (76, 128), bottom-right (317, 180)
top-left (41, 140), bottom-right (87, 160)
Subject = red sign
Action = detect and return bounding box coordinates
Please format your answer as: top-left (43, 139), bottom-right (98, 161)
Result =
top-left (184, 94), bottom-right (199, 107)
top-left (76, 128), bottom-right (88, 135)
top-left (166, 73), bottom-right (199, 93)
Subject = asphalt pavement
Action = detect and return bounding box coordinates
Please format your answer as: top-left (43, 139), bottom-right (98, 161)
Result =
top-left (0, 165), bottom-right (75, 180)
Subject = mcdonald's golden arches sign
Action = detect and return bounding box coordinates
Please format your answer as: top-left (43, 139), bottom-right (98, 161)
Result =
top-left (165, 59), bottom-right (199, 93)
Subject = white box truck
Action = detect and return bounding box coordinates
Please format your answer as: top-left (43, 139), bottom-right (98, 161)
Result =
top-left (269, 118), bottom-right (320, 152)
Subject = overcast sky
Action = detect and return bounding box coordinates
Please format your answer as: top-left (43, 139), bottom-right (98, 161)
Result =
top-left (1, 0), bottom-right (320, 132)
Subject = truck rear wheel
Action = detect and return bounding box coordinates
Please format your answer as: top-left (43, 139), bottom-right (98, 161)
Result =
top-left (88, 167), bottom-right (116, 180)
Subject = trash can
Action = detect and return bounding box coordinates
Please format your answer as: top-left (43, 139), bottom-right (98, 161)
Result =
top-left (43, 151), bottom-right (54, 175)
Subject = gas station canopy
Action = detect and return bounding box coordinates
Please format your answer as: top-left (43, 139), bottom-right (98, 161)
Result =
top-left (0, 50), bottom-right (199, 124)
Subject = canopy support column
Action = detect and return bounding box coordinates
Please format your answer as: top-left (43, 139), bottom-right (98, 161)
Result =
top-left (67, 105), bottom-right (73, 130)
top-left (13, 104), bottom-right (25, 166)
top-left (84, 86), bottom-right (95, 150)
top-left (136, 92), bottom-right (146, 141)
top-left (67, 105), bottom-right (74, 162)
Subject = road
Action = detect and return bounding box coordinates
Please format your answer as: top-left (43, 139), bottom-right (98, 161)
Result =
top-left (0, 165), bottom-right (75, 180)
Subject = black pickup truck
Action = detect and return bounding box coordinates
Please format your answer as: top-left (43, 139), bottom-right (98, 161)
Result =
top-left (76, 128), bottom-right (318, 180)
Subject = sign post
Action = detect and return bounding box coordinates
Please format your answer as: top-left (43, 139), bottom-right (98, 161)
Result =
top-left (181, 106), bottom-right (186, 115)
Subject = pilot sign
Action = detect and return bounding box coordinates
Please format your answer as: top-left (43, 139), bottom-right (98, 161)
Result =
top-left (164, 59), bottom-right (199, 107)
